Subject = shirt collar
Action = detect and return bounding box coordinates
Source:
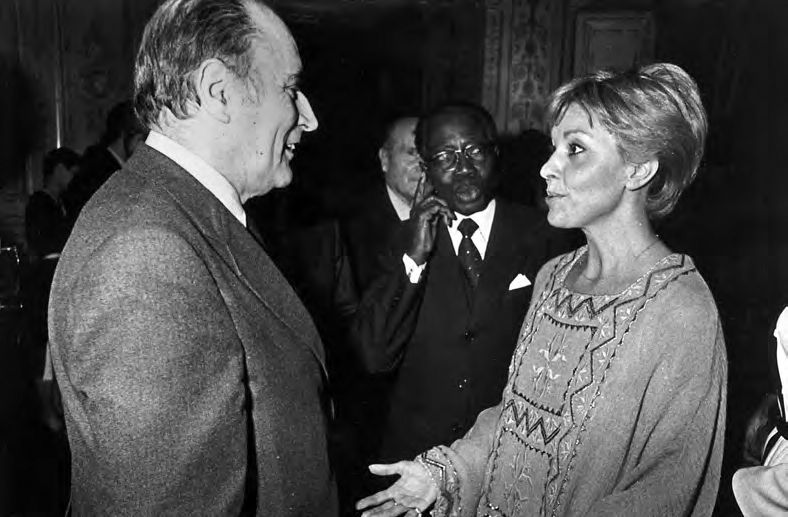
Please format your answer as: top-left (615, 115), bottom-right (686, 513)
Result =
top-left (145, 131), bottom-right (246, 227)
top-left (446, 199), bottom-right (496, 258)
top-left (386, 185), bottom-right (412, 222)
top-left (449, 199), bottom-right (496, 241)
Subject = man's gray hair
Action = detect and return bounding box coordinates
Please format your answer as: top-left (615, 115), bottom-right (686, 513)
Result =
top-left (133, 0), bottom-right (266, 128)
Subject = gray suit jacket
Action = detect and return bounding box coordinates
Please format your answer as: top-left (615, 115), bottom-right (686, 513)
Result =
top-left (48, 144), bottom-right (337, 516)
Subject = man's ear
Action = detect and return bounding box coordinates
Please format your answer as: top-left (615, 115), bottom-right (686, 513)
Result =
top-left (195, 59), bottom-right (232, 124)
top-left (626, 159), bottom-right (659, 191)
top-left (378, 147), bottom-right (389, 173)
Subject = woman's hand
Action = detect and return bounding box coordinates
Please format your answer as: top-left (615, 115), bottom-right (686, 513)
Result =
top-left (356, 460), bottom-right (439, 517)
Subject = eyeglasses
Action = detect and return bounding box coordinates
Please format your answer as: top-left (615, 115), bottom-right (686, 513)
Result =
top-left (424, 143), bottom-right (495, 170)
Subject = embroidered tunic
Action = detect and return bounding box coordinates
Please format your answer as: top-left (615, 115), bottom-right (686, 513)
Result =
top-left (419, 248), bottom-right (727, 517)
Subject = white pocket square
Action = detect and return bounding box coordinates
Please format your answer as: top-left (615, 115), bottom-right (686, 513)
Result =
top-left (508, 273), bottom-right (531, 290)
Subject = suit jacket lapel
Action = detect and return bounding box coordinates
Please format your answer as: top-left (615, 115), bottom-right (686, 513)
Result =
top-left (471, 201), bottom-right (531, 323)
top-left (133, 146), bottom-right (326, 371)
top-left (432, 223), bottom-right (475, 310)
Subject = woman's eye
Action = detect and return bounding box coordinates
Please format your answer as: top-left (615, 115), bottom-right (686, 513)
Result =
top-left (568, 143), bottom-right (584, 156)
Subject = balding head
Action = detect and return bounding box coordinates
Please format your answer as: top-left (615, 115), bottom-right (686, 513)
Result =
top-left (134, 0), bottom-right (290, 129)
top-left (379, 116), bottom-right (420, 203)
top-left (134, 0), bottom-right (318, 203)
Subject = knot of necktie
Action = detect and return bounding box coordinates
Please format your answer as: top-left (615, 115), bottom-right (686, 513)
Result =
top-left (458, 218), bottom-right (478, 238)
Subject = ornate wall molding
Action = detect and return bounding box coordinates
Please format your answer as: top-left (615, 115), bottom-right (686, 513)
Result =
top-left (483, 0), bottom-right (562, 134)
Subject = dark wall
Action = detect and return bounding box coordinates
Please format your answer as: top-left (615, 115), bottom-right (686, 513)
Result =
top-left (653, 1), bottom-right (788, 513)
top-left (269, 2), bottom-right (487, 224)
top-left (244, 4), bottom-right (485, 232)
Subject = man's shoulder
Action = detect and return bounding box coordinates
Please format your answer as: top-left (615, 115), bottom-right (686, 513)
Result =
top-left (73, 157), bottom-right (196, 245)
top-left (342, 184), bottom-right (401, 236)
top-left (79, 144), bottom-right (116, 172)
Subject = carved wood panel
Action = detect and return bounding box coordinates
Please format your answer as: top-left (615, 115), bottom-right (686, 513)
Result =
top-left (483, 0), bottom-right (562, 134)
top-left (573, 11), bottom-right (654, 76)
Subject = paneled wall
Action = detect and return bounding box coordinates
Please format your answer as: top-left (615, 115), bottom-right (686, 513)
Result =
top-left (481, 0), bottom-right (657, 134)
top-left (482, 0), bottom-right (564, 133)
top-left (59, 0), bottom-right (146, 153)
top-left (0, 0), bottom-right (157, 248)
top-left (1, 0), bottom-right (59, 245)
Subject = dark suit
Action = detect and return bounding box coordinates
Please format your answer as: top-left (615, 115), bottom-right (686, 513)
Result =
top-left (25, 191), bottom-right (71, 258)
top-left (342, 183), bottom-right (404, 294)
top-left (24, 191), bottom-right (72, 374)
top-left (48, 145), bottom-right (337, 516)
top-left (352, 200), bottom-right (566, 462)
top-left (64, 145), bottom-right (121, 217)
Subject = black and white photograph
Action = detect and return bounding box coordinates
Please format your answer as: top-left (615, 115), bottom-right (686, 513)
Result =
top-left (0, 0), bottom-right (785, 515)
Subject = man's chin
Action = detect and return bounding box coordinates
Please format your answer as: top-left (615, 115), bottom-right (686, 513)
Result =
top-left (452, 196), bottom-right (490, 216)
top-left (273, 167), bottom-right (293, 189)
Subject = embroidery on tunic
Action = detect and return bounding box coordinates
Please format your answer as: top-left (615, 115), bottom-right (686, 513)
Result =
top-left (480, 249), bottom-right (696, 517)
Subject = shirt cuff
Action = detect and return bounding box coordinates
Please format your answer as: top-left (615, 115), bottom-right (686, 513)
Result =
top-left (402, 253), bottom-right (426, 284)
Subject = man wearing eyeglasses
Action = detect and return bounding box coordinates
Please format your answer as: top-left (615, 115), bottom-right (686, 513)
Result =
top-left (352, 102), bottom-right (570, 474)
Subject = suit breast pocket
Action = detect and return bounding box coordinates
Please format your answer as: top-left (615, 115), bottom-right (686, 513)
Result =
top-left (502, 284), bottom-right (533, 309)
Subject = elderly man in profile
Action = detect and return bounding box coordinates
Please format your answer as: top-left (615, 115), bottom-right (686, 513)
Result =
top-left (342, 116), bottom-right (421, 292)
top-left (47, 0), bottom-right (334, 515)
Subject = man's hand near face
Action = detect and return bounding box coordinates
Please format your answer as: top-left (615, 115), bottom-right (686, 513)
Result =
top-left (406, 174), bottom-right (455, 265)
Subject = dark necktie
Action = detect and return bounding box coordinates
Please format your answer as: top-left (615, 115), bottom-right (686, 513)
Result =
top-left (457, 218), bottom-right (482, 289)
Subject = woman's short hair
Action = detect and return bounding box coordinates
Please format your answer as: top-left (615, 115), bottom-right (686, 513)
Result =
top-left (546, 62), bottom-right (708, 219)
top-left (133, 0), bottom-right (264, 129)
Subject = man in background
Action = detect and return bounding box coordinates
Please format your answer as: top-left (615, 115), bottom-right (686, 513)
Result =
top-left (48, 0), bottom-right (334, 514)
top-left (25, 146), bottom-right (80, 383)
top-left (65, 100), bottom-right (147, 217)
top-left (25, 147), bottom-right (79, 260)
top-left (343, 116), bottom-right (421, 291)
top-left (352, 102), bottom-right (571, 470)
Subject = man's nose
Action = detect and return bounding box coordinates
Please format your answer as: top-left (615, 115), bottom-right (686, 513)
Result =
top-left (296, 90), bottom-right (318, 132)
top-left (455, 151), bottom-right (476, 174)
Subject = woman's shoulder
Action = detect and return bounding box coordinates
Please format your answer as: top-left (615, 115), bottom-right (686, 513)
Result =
top-left (645, 253), bottom-right (718, 318)
top-left (637, 254), bottom-right (726, 360)
top-left (532, 246), bottom-right (585, 288)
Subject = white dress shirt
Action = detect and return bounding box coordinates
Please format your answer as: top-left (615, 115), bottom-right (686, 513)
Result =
top-left (446, 199), bottom-right (496, 259)
top-left (386, 185), bottom-right (412, 222)
top-left (146, 131), bottom-right (246, 227)
top-left (403, 200), bottom-right (497, 283)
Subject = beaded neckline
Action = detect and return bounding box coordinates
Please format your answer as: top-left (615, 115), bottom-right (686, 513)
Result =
top-left (557, 246), bottom-right (686, 299)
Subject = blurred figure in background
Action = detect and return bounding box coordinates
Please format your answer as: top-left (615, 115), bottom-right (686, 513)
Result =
top-left (16, 146), bottom-right (79, 517)
top-left (343, 116), bottom-right (421, 290)
top-left (733, 307), bottom-right (788, 514)
top-left (64, 100), bottom-right (147, 217)
top-left (25, 147), bottom-right (80, 378)
top-left (25, 147), bottom-right (79, 260)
